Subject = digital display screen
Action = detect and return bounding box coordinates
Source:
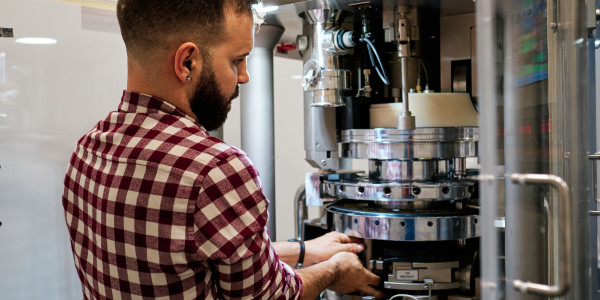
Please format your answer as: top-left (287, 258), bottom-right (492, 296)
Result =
top-left (512, 0), bottom-right (548, 87)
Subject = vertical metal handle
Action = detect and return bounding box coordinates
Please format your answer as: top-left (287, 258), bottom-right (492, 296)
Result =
top-left (510, 174), bottom-right (572, 296)
top-left (549, 0), bottom-right (559, 32)
top-left (589, 153), bottom-right (600, 215)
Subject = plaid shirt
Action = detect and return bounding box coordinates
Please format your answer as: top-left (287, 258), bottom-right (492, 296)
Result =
top-left (63, 91), bottom-right (303, 299)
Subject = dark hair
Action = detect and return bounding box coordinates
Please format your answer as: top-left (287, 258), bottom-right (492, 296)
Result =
top-left (117, 0), bottom-right (259, 64)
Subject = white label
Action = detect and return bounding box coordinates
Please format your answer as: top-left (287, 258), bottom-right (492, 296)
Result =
top-left (396, 270), bottom-right (419, 281)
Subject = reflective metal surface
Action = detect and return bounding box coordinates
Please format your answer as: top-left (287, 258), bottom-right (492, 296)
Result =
top-left (341, 127), bottom-right (479, 160)
top-left (384, 281), bottom-right (460, 291)
top-left (368, 159), bottom-right (466, 182)
top-left (323, 179), bottom-right (474, 202)
top-left (327, 201), bottom-right (480, 241)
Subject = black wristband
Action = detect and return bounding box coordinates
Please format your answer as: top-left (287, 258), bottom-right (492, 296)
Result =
top-left (288, 239), bottom-right (305, 269)
top-left (296, 240), bottom-right (305, 269)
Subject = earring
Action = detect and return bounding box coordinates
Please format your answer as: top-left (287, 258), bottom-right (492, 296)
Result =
top-left (186, 75), bottom-right (191, 81)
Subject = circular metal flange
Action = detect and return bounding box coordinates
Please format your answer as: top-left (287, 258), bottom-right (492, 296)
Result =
top-left (322, 179), bottom-right (475, 202)
top-left (368, 159), bottom-right (467, 182)
top-left (327, 202), bottom-right (480, 241)
top-left (341, 127), bottom-right (479, 160)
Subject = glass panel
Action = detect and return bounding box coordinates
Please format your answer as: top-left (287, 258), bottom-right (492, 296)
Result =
top-left (479, 0), bottom-right (595, 299)
top-left (0, 1), bottom-right (126, 299)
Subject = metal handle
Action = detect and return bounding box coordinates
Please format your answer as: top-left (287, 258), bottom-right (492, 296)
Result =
top-left (510, 174), bottom-right (572, 297)
top-left (589, 153), bottom-right (600, 216)
top-left (549, 0), bottom-right (559, 32)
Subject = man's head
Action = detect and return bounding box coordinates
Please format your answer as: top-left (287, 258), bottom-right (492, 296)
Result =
top-left (117, 0), bottom-right (260, 130)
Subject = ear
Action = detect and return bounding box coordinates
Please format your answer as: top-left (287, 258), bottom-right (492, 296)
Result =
top-left (174, 42), bottom-right (202, 83)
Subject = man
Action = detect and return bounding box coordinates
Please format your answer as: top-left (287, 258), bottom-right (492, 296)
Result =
top-left (63, 0), bottom-right (384, 299)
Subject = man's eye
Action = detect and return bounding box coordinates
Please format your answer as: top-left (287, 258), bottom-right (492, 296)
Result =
top-left (233, 58), bottom-right (244, 65)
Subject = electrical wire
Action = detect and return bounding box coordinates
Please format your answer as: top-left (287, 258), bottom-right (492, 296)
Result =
top-left (359, 37), bottom-right (390, 85)
top-left (414, 57), bottom-right (430, 83)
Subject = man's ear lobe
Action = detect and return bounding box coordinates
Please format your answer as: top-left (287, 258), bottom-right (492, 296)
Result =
top-left (174, 42), bottom-right (201, 83)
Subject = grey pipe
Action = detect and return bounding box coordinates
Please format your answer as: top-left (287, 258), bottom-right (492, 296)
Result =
top-left (240, 19), bottom-right (284, 239)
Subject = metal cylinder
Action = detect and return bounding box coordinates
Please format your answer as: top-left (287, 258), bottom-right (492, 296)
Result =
top-left (300, 9), bottom-right (350, 107)
top-left (240, 19), bottom-right (284, 238)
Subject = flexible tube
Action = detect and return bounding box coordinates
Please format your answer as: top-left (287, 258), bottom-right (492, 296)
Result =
top-left (359, 37), bottom-right (390, 85)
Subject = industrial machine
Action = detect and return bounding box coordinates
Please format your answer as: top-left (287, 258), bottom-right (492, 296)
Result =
top-left (254, 0), bottom-right (600, 299)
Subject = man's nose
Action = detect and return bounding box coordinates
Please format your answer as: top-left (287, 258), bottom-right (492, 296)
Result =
top-left (238, 62), bottom-right (250, 84)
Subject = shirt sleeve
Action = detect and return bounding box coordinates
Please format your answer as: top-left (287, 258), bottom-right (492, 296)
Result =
top-left (194, 151), bottom-right (303, 299)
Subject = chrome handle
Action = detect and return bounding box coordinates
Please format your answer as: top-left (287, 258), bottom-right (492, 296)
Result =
top-left (589, 153), bottom-right (600, 216)
top-left (549, 0), bottom-right (559, 32)
top-left (510, 174), bottom-right (572, 297)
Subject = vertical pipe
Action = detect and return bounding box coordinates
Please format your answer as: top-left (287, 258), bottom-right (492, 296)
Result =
top-left (476, 0), bottom-right (499, 299)
top-left (240, 20), bottom-right (284, 239)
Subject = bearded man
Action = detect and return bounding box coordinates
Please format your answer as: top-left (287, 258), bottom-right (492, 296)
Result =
top-left (62, 0), bottom-right (384, 299)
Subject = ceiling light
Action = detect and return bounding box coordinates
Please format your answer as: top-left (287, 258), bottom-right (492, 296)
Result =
top-left (15, 37), bottom-right (58, 45)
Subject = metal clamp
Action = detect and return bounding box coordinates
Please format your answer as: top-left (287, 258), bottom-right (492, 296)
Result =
top-left (510, 174), bottom-right (572, 297)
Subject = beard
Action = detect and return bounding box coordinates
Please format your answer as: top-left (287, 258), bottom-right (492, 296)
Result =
top-left (189, 63), bottom-right (239, 132)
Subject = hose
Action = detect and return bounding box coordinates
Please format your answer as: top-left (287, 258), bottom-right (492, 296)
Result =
top-left (359, 37), bottom-right (390, 85)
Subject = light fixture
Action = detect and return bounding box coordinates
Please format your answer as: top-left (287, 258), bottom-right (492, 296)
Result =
top-left (15, 37), bottom-right (58, 45)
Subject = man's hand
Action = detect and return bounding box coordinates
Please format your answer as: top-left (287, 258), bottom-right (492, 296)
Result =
top-left (328, 252), bottom-right (385, 298)
top-left (303, 232), bottom-right (364, 267)
top-left (295, 251), bottom-right (386, 300)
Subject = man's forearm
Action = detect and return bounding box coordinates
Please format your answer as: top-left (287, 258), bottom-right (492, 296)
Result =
top-left (295, 260), bottom-right (337, 300)
top-left (272, 240), bottom-right (300, 267)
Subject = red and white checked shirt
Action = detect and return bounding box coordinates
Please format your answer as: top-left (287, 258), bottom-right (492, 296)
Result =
top-left (63, 91), bottom-right (303, 299)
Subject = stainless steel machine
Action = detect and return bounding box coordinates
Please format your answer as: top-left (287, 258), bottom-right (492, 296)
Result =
top-left (259, 0), bottom-right (600, 299)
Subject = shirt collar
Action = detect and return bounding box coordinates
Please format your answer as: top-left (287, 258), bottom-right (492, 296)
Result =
top-left (118, 90), bottom-right (208, 131)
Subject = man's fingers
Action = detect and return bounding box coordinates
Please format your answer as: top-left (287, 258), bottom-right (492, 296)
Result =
top-left (341, 242), bottom-right (364, 253)
top-left (333, 232), bottom-right (364, 246)
top-left (366, 271), bottom-right (381, 286)
top-left (358, 285), bottom-right (386, 299)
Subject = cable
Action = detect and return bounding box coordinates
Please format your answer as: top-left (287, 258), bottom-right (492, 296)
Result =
top-left (389, 294), bottom-right (420, 300)
top-left (359, 37), bottom-right (390, 85)
top-left (414, 57), bottom-right (429, 83)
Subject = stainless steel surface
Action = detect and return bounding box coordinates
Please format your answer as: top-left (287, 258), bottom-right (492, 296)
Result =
top-left (390, 261), bottom-right (459, 283)
top-left (300, 9), bottom-right (351, 107)
top-left (323, 180), bottom-right (474, 202)
top-left (341, 127), bottom-right (479, 160)
top-left (510, 174), bottom-right (572, 297)
top-left (304, 97), bottom-right (340, 169)
top-left (368, 159), bottom-right (464, 182)
top-left (395, 7), bottom-right (417, 130)
top-left (240, 21), bottom-right (284, 238)
top-left (397, 56), bottom-right (416, 130)
top-left (384, 281), bottom-right (460, 291)
top-left (327, 202), bottom-right (480, 241)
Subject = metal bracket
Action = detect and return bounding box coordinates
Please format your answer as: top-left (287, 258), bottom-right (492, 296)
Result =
top-left (0, 27), bottom-right (14, 38)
